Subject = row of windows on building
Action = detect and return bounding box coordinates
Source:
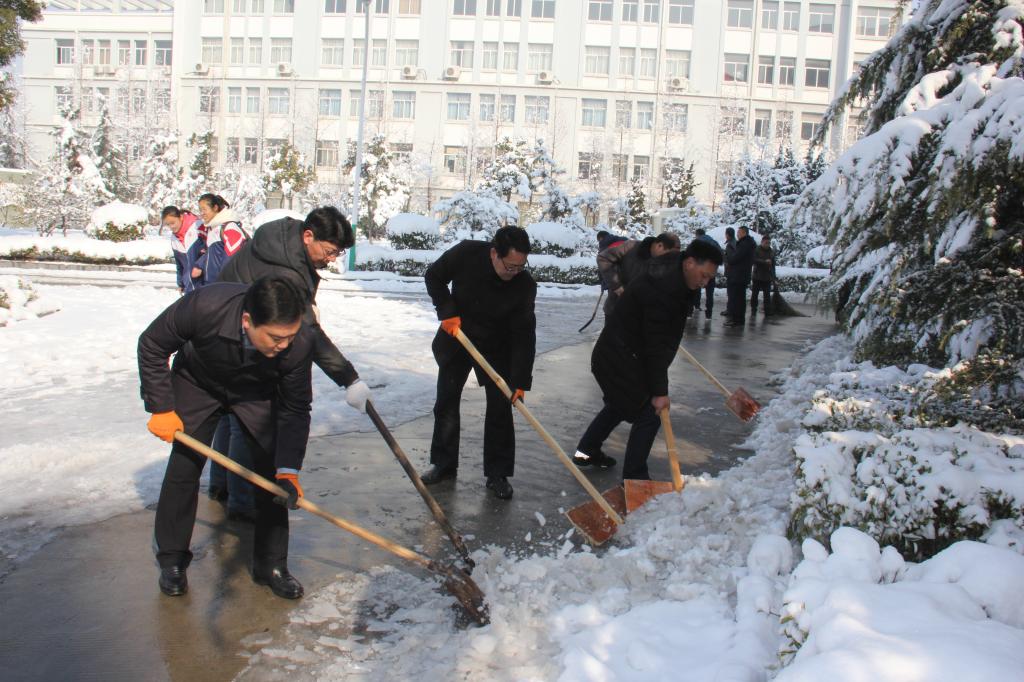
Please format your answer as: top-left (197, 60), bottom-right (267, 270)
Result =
top-left (54, 84), bottom-right (171, 116)
top-left (55, 38), bottom-right (172, 66)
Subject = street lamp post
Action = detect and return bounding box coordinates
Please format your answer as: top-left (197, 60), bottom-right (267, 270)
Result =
top-left (347, 0), bottom-right (372, 271)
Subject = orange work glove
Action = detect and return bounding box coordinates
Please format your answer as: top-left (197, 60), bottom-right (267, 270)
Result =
top-left (147, 411), bottom-right (184, 443)
top-left (274, 472), bottom-right (304, 510)
top-left (440, 316), bottom-right (462, 337)
top-left (511, 389), bottom-right (525, 404)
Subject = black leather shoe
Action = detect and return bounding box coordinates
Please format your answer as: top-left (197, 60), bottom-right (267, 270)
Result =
top-left (573, 449), bottom-right (617, 469)
top-left (420, 466), bottom-right (457, 485)
top-left (253, 566), bottom-right (304, 599)
top-left (485, 476), bottom-right (514, 500)
top-left (159, 566), bottom-right (188, 597)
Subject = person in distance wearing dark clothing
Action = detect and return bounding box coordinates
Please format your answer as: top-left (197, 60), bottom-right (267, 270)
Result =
top-left (138, 278), bottom-right (315, 600)
top-left (751, 234), bottom-right (777, 316)
top-left (597, 232), bottom-right (681, 317)
top-left (721, 227), bottom-right (737, 317)
top-left (420, 226), bottom-right (537, 500)
top-left (724, 226), bottom-right (756, 327)
top-left (574, 240), bottom-right (723, 478)
top-left (692, 228), bottom-right (722, 320)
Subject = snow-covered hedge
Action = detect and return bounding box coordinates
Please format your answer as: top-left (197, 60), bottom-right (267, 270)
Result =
top-left (86, 202), bottom-right (149, 242)
top-left (386, 213), bottom-right (441, 250)
top-left (525, 221), bottom-right (586, 258)
top-left (0, 275), bottom-right (60, 326)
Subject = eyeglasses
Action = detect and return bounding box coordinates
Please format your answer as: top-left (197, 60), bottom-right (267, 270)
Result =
top-left (500, 256), bottom-right (529, 273)
top-left (318, 241), bottom-right (344, 260)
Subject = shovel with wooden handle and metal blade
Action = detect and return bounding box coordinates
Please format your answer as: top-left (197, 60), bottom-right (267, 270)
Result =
top-left (364, 399), bottom-right (475, 573)
top-left (173, 431), bottom-right (490, 626)
top-left (677, 344), bottom-right (761, 422)
top-left (452, 329), bottom-right (626, 545)
top-left (623, 408), bottom-right (685, 512)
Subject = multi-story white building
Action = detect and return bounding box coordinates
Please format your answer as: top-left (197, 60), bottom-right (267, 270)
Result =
top-left (17, 0), bottom-right (901, 210)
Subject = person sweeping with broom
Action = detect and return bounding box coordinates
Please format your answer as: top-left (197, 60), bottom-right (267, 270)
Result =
top-left (574, 239), bottom-right (722, 480)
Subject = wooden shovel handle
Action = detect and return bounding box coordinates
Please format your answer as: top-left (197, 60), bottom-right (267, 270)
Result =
top-left (173, 431), bottom-right (433, 571)
top-left (677, 344), bottom-right (732, 398)
top-left (453, 329), bottom-right (625, 526)
top-left (659, 409), bottom-right (683, 493)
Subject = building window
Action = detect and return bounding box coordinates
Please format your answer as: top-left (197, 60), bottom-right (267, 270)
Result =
top-left (753, 109), bottom-right (771, 137)
top-left (228, 86), bottom-right (242, 113)
top-left (761, 0), bottom-right (778, 29)
top-left (528, 43), bottom-right (553, 71)
top-left (248, 38), bottom-right (262, 64)
top-left (665, 50), bottom-right (690, 77)
top-left (268, 88), bottom-right (290, 114)
top-left (578, 152), bottom-right (601, 179)
top-left (857, 6), bottom-right (894, 37)
top-left (116, 87), bottom-right (130, 115)
top-left (585, 46), bottom-right (610, 75)
top-left (371, 39), bottom-right (387, 66)
top-left (450, 40), bottom-right (474, 68)
top-left (246, 87), bottom-right (260, 113)
top-left (316, 140), bottom-right (339, 166)
top-left (499, 94), bottom-right (515, 122)
top-left (664, 103), bottom-right (687, 132)
top-left (777, 111), bottom-right (793, 140)
top-left (619, 48), bottom-right (635, 77)
top-left (782, 1), bottom-right (799, 30)
top-left (80, 39), bottom-right (94, 66)
top-left (507, 0), bottom-right (522, 16)
top-left (479, 93), bottom-right (495, 121)
top-left (201, 38), bottom-right (222, 65)
top-left (779, 56), bottom-right (796, 85)
top-left (393, 90), bottom-right (415, 118)
top-left (641, 0), bottom-right (659, 22)
top-left (392, 142), bottom-right (413, 163)
top-left (723, 53), bottom-right (749, 83)
top-left (118, 40), bottom-right (131, 66)
top-left (453, 0), bottom-right (476, 15)
top-left (525, 95), bottom-right (549, 124)
top-left (322, 39), bottom-right (344, 65)
top-left (55, 86), bottom-right (73, 110)
top-left (805, 59), bottom-right (831, 88)
top-left (199, 86), bottom-right (220, 113)
top-left (808, 3), bottom-right (834, 33)
top-left (204, 0), bottom-right (225, 12)
top-left (96, 40), bottom-right (111, 66)
top-left (719, 106), bottom-right (746, 136)
top-left (447, 92), bottom-right (471, 120)
top-left (155, 40), bottom-right (173, 66)
top-left (55, 38), bottom-right (74, 65)
top-left (622, 0), bottom-right (637, 21)
top-left (800, 112), bottom-right (823, 141)
top-left (588, 0), bottom-right (611, 21)
top-left (612, 154), bottom-right (628, 182)
top-left (667, 0), bottom-right (693, 24)
top-left (486, 0), bottom-right (502, 15)
top-left (230, 38), bottom-right (244, 65)
top-left (319, 88), bottom-right (342, 116)
top-left (370, 0), bottom-right (389, 12)
top-left (616, 99), bottom-right (632, 128)
top-left (531, 0), bottom-right (554, 19)
top-left (325, 0), bottom-right (346, 13)
top-left (243, 138), bottom-right (259, 164)
top-left (400, 0), bottom-right (421, 12)
top-left (353, 39), bottom-right (366, 66)
top-left (270, 38), bottom-right (292, 64)
top-left (502, 43), bottom-right (518, 70)
top-left (581, 98), bottom-right (607, 127)
top-left (395, 39), bottom-right (418, 65)
top-left (727, 0), bottom-right (753, 28)
top-left (154, 88), bottom-right (170, 112)
top-left (364, 90), bottom-right (385, 118)
top-left (226, 137), bottom-right (240, 164)
top-left (482, 42), bottom-right (498, 70)
top-left (639, 49), bottom-right (657, 78)
top-left (632, 155), bottom-right (649, 180)
top-left (636, 101), bottom-right (654, 130)
top-left (444, 146), bottom-right (467, 174)
top-left (273, 0), bottom-right (295, 12)
top-left (757, 55), bottom-right (774, 84)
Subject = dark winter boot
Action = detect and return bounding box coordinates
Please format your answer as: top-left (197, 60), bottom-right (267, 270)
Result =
top-left (253, 566), bottom-right (304, 600)
top-left (572, 449), bottom-right (617, 469)
top-left (486, 476), bottom-right (514, 500)
top-left (158, 566), bottom-right (188, 597)
top-left (420, 465), bottom-right (457, 485)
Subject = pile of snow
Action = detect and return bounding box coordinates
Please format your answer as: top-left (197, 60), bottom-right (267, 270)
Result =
top-left (526, 221), bottom-right (586, 256)
top-left (386, 213), bottom-right (440, 237)
top-left (251, 208), bottom-right (305, 230)
top-left (88, 202), bottom-right (149, 229)
top-left (0, 275), bottom-right (59, 326)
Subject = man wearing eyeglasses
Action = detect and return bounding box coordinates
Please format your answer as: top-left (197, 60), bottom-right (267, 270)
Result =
top-left (218, 206), bottom-right (373, 414)
top-left (420, 226), bottom-right (537, 500)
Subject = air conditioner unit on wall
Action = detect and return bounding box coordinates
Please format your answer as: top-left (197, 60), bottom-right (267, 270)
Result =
top-left (401, 65), bottom-right (417, 79)
top-left (194, 62), bottom-right (209, 75)
top-left (668, 76), bottom-right (689, 91)
top-left (443, 65), bottom-right (461, 80)
top-left (536, 70), bottom-right (554, 84)
top-left (277, 62), bottom-right (293, 76)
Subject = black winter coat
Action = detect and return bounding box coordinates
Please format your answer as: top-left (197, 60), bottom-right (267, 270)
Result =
top-left (752, 244), bottom-right (776, 282)
top-left (727, 235), bottom-right (756, 285)
top-left (217, 217), bottom-right (359, 387)
top-left (425, 240), bottom-right (537, 391)
top-left (138, 283), bottom-right (315, 471)
top-left (591, 252), bottom-right (697, 420)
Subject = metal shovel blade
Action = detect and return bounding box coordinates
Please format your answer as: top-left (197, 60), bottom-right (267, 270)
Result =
top-left (623, 479), bottom-right (676, 513)
top-left (566, 486), bottom-right (628, 546)
top-left (725, 387), bottom-right (761, 422)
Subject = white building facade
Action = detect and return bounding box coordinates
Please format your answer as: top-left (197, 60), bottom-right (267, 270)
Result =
top-left (18, 0), bottom-right (901, 210)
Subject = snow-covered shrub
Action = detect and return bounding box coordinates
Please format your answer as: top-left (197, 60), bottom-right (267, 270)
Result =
top-left (803, 245), bottom-right (832, 269)
top-left (86, 201), bottom-right (148, 242)
top-left (433, 189), bottom-right (518, 242)
top-left (386, 213), bottom-right (441, 250)
top-left (526, 221), bottom-right (584, 257)
top-left (250, 208), bottom-right (304, 230)
top-left (0, 275), bottom-right (59, 326)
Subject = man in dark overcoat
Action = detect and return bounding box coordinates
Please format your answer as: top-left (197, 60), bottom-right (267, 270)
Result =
top-left (419, 226), bottom-right (537, 500)
top-left (138, 278), bottom-right (315, 600)
top-left (751, 234), bottom-right (777, 316)
top-left (575, 240), bottom-right (723, 480)
top-left (725, 226), bottom-right (756, 326)
top-left (596, 232), bottom-right (681, 317)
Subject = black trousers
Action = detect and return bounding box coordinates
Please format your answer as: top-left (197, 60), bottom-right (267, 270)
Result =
top-left (154, 410), bottom-right (289, 570)
top-left (751, 280), bottom-right (772, 313)
top-left (727, 281), bottom-right (748, 321)
top-left (577, 400), bottom-right (661, 480)
top-left (430, 343), bottom-right (516, 478)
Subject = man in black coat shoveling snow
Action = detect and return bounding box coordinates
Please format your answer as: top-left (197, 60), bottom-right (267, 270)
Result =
top-left (139, 277), bottom-right (315, 600)
top-left (420, 226), bottom-right (537, 500)
top-left (574, 239), bottom-right (723, 479)
top-left (218, 206), bottom-right (372, 414)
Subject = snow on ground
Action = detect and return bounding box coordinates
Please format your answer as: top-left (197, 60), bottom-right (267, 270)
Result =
top-left (0, 275), bottom-right (60, 325)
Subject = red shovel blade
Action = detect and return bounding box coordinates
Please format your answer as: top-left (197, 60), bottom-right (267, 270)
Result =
top-left (725, 387), bottom-right (761, 422)
top-left (623, 479), bottom-right (676, 513)
top-left (566, 486), bottom-right (627, 546)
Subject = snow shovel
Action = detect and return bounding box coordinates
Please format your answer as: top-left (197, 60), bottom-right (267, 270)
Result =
top-left (623, 408), bottom-right (684, 512)
top-left (578, 290), bottom-right (605, 332)
top-left (364, 399), bottom-right (475, 573)
top-left (677, 345), bottom-right (761, 422)
top-left (453, 329), bottom-right (626, 544)
top-left (173, 431), bottom-right (489, 626)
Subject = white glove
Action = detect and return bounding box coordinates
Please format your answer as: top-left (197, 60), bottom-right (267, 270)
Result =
top-left (345, 380), bottom-right (371, 413)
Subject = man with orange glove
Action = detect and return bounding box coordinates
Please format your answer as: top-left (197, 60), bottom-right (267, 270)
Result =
top-left (420, 226), bottom-right (537, 500)
top-left (138, 277), bottom-right (315, 600)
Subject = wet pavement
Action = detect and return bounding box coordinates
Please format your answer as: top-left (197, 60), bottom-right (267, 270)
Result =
top-left (0, 297), bottom-right (836, 682)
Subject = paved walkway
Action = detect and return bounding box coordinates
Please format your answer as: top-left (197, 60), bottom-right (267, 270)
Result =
top-left (0, 300), bottom-right (836, 681)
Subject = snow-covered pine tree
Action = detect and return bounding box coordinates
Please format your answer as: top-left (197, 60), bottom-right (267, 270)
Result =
top-left (178, 131), bottom-right (213, 204)
top-left (478, 137), bottom-right (533, 204)
top-left (0, 104), bottom-right (28, 169)
top-left (721, 154), bottom-right (776, 234)
top-left (263, 140), bottom-right (315, 210)
top-left (90, 99), bottom-right (129, 201)
top-left (342, 134), bottom-right (409, 240)
top-left (231, 173), bottom-right (268, 224)
top-left (793, 0), bottom-right (1024, 429)
top-left (620, 176), bottom-right (651, 237)
top-left (0, 2), bottom-right (42, 111)
top-left (432, 189), bottom-right (518, 242)
top-left (137, 132), bottom-right (183, 226)
top-left (771, 147), bottom-right (824, 265)
top-left (663, 159), bottom-right (698, 208)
